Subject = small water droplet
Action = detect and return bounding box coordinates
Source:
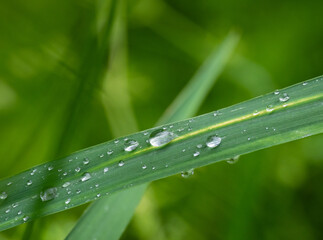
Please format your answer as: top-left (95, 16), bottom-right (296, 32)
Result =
top-left (149, 129), bottom-right (176, 147)
top-left (83, 158), bottom-right (90, 165)
top-left (124, 139), bottom-right (139, 152)
top-left (5, 209), bottom-right (10, 214)
top-left (104, 167), bottom-right (109, 173)
top-left (99, 154), bottom-right (104, 158)
top-left (95, 184), bottom-right (99, 188)
top-left (213, 111), bottom-right (219, 117)
top-left (227, 155), bottom-right (240, 164)
top-left (62, 182), bottom-right (70, 188)
top-left (206, 135), bottom-right (222, 148)
top-left (118, 161), bottom-right (125, 167)
top-left (181, 168), bottom-right (194, 178)
top-left (81, 172), bottom-right (91, 182)
top-left (274, 90), bottom-right (280, 95)
top-left (63, 172), bottom-right (68, 176)
top-left (40, 187), bottom-right (58, 202)
top-left (75, 167), bottom-right (81, 172)
top-left (0, 192), bottom-right (7, 200)
top-left (302, 82), bottom-right (308, 86)
top-left (76, 189), bottom-right (81, 194)
top-left (23, 216), bottom-right (29, 222)
top-left (17, 210), bottom-right (22, 215)
top-left (196, 144), bottom-right (203, 149)
top-left (26, 180), bottom-right (32, 186)
top-left (247, 137), bottom-right (251, 141)
top-left (12, 203), bottom-right (18, 208)
top-left (152, 166), bottom-right (156, 170)
top-left (253, 110), bottom-right (260, 116)
top-left (7, 182), bottom-right (12, 186)
top-left (30, 169), bottom-right (37, 176)
top-left (142, 165), bottom-right (147, 170)
top-left (266, 105), bottom-right (274, 112)
top-left (65, 198), bottom-right (71, 205)
top-left (193, 151), bottom-right (200, 157)
top-left (96, 193), bottom-right (101, 198)
top-left (107, 150), bottom-right (113, 155)
top-left (279, 93), bottom-right (290, 102)
top-left (48, 166), bottom-right (53, 171)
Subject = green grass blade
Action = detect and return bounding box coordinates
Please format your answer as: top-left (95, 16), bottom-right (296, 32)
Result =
top-left (67, 32), bottom-right (239, 240)
top-left (0, 76), bottom-right (322, 232)
top-left (157, 31), bottom-right (239, 125)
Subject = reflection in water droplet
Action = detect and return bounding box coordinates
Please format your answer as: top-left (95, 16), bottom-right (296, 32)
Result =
top-left (81, 172), bottom-right (91, 182)
top-left (149, 129), bottom-right (176, 147)
top-left (279, 93), bottom-right (290, 102)
top-left (0, 192), bottom-right (7, 200)
top-left (227, 155), bottom-right (240, 164)
top-left (83, 158), bottom-right (90, 165)
top-left (124, 139), bottom-right (139, 152)
top-left (118, 161), bottom-right (125, 167)
top-left (181, 168), bottom-right (194, 178)
top-left (40, 187), bottom-right (58, 202)
top-left (206, 135), bottom-right (222, 148)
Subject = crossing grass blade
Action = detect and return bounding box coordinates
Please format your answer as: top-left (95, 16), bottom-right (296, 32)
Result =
top-left (0, 76), bottom-right (322, 232)
top-left (67, 31), bottom-right (240, 239)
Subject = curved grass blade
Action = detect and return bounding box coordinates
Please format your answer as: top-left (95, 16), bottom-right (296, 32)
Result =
top-left (0, 76), bottom-right (322, 231)
top-left (67, 31), bottom-right (239, 240)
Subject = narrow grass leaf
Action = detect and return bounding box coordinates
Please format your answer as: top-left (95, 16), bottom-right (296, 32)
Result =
top-left (0, 76), bottom-right (322, 231)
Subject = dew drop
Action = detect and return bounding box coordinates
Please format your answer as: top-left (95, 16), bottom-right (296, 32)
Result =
top-left (227, 155), bottom-right (240, 164)
top-left (253, 110), bottom-right (260, 116)
top-left (17, 210), bottom-right (22, 215)
top-left (142, 165), bottom-right (147, 170)
top-left (96, 193), bottom-right (101, 198)
top-left (274, 90), bottom-right (280, 95)
top-left (48, 166), bottom-right (54, 171)
top-left (76, 189), bottom-right (81, 194)
top-left (302, 82), bottom-right (308, 86)
top-left (193, 151), bottom-right (200, 157)
top-left (12, 203), bottom-right (18, 208)
top-left (30, 169), bottom-right (37, 176)
top-left (196, 144), bottom-right (203, 149)
top-left (65, 198), bottom-right (71, 205)
top-left (181, 168), bottom-right (194, 178)
top-left (279, 93), bottom-right (290, 102)
top-left (99, 154), bottom-right (104, 158)
top-left (81, 172), bottom-right (91, 182)
top-left (266, 105), bottom-right (274, 112)
top-left (107, 150), bottom-right (113, 155)
top-left (118, 161), bottom-right (125, 167)
top-left (124, 139), bottom-right (139, 152)
top-left (5, 209), bottom-right (10, 214)
top-left (83, 158), bottom-right (90, 165)
top-left (62, 182), bottom-right (70, 188)
top-left (149, 129), bottom-right (176, 147)
top-left (75, 167), bottom-right (81, 173)
top-left (26, 180), bottom-right (32, 186)
top-left (104, 167), bottom-right (109, 173)
top-left (23, 216), bottom-right (29, 222)
top-left (40, 187), bottom-right (58, 202)
top-left (206, 135), bottom-right (222, 148)
top-left (0, 192), bottom-right (7, 200)
top-left (7, 182), bottom-right (12, 186)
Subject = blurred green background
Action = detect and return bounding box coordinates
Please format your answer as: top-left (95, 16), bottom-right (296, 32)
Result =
top-left (0, 0), bottom-right (322, 239)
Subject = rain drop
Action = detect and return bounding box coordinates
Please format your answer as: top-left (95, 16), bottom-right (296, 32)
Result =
top-left (75, 167), bottom-right (81, 172)
top-left (26, 180), bottom-right (32, 186)
top-left (193, 151), bottom-right (200, 157)
top-left (124, 139), bottom-right (139, 152)
top-left (266, 105), bottom-right (274, 112)
top-left (65, 198), bottom-right (71, 205)
top-left (149, 129), bottom-right (176, 147)
top-left (142, 165), bottom-right (147, 170)
top-left (83, 158), bottom-right (90, 165)
top-left (196, 144), bottom-right (203, 149)
top-left (181, 168), bottom-right (194, 178)
top-left (62, 182), bottom-right (70, 188)
top-left (118, 161), bottom-right (125, 167)
top-left (0, 192), bottom-right (7, 200)
top-left (279, 93), bottom-right (290, 102)
top-left (274, 90), bottom-right (280, 95)
top-left (48, 166), bottom-right (54, 171)
top-left (107, 150), bottom-right (113, 155)
top-left (40, 187), bottom-right (58, 202)
top-left (103, 167), bottom-right (109, 173)
top-left (23, 216), bottom-right (29, 222)
top-left (81, 172), bottom-right (91, 182)
top-left (206, 135), bottom-right (222, 148)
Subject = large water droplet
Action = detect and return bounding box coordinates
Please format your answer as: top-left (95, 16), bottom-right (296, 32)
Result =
top-left (124, 139), bottom-right (139, 152)
top-left (40, 187), bottom-right (58, 202)
top-left (0, 192), bottom-right (7, 200)
top-left (181, 168), bottom-right (194, 178)
top-left (206, 135), bottom-right (222, 148)
top-left (279, 93), bottom-right (290, 102)
top-left (149, 129), bottom-right (176, 147)
top-left (227, 155), bottom-right (240, 164)
top-left (81, 172), bottom-right (91, 182)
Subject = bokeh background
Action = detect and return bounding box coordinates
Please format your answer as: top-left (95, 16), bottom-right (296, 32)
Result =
top-left (0, 0), bottom-right (322, 239)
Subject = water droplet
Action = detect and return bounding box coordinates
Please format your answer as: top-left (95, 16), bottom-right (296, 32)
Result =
top-left (40, 187), bottom-right (58, 202)
top-left (182, 149), bottom-right (186, 152)
top-left (75, 167), bottom-right (81, 172)
top-left (5, 209), bottom-right (10, 214)
top-left (65, 198), bottom-right (71, 205)
top-left (107, 150), bottom-right (113, 155)
top-left (213, 111), bottom-right (219, 117)
top-left (206, 135), bottom-right (222, 148)
top-left (149, 129), bottom-right (176, 147)
top-left (266, 105), bottom-right (274, 112)
top-left (196, 144), bottom-right (203, 149)
top-left (118, 161), bottom-right (125, 167)
top-left (104, 167), bottom-right (109, 173)
top-left (253, 110), bottom-right (260, 116)
top-left (48, 166), bottom-right (54, 171)
top-left (23, 216), bottom-right (29, 222)
top-left (63, 172), bottom-right (67, 176)
top-left (7, 182), bottom-right (12, 186)
top-left (302, 82), bottom-right (308, 86)
top-left (124, 139), bottom-right (139, 152)
top-left (0, 192), bottom-right (7, 200)
top-left (62, 182), bottom-right (70, 188)
top-left (83, 158), bottom-right (90, 165)
top-left (247, 137), bottom-right (251, 141)
top-left (152, 166), bottom-right (156, 170)
top-left (279, 93), bottom-right (290, 102)
top-left (26, 180), bottom-right (32, 186)
top-left (17, 210), bottom-right (22, 215)
top-left (142, 165), bottom-right (147, 170)
top-left (76, 189), bottom-right (81, 194)
top-left (114, 140), bottom-right (119, 144)
top-left (227, 155), bottom-right (240, 164)
top-left (96, 193), bottom-right (101, 198)
top-left (30, 169), bottom-right (37, 176)
top-left (81, 172), bottom-right (91, 182)
top-left (193, 151), bottom-right (200, 157)
top-left (99, 154), bottom-right (104, 158)
top-left (181, 168), bottom-right (194, 178)
top-left (95, 184), bottom-right (99, 188)
top-left (274, 90), bottom-right (280, 95)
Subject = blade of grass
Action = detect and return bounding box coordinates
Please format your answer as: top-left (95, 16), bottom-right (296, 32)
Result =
top-left (0, 76), bottom-right (322, 231)
top-left (67, 31), bottom-right (239, 240)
